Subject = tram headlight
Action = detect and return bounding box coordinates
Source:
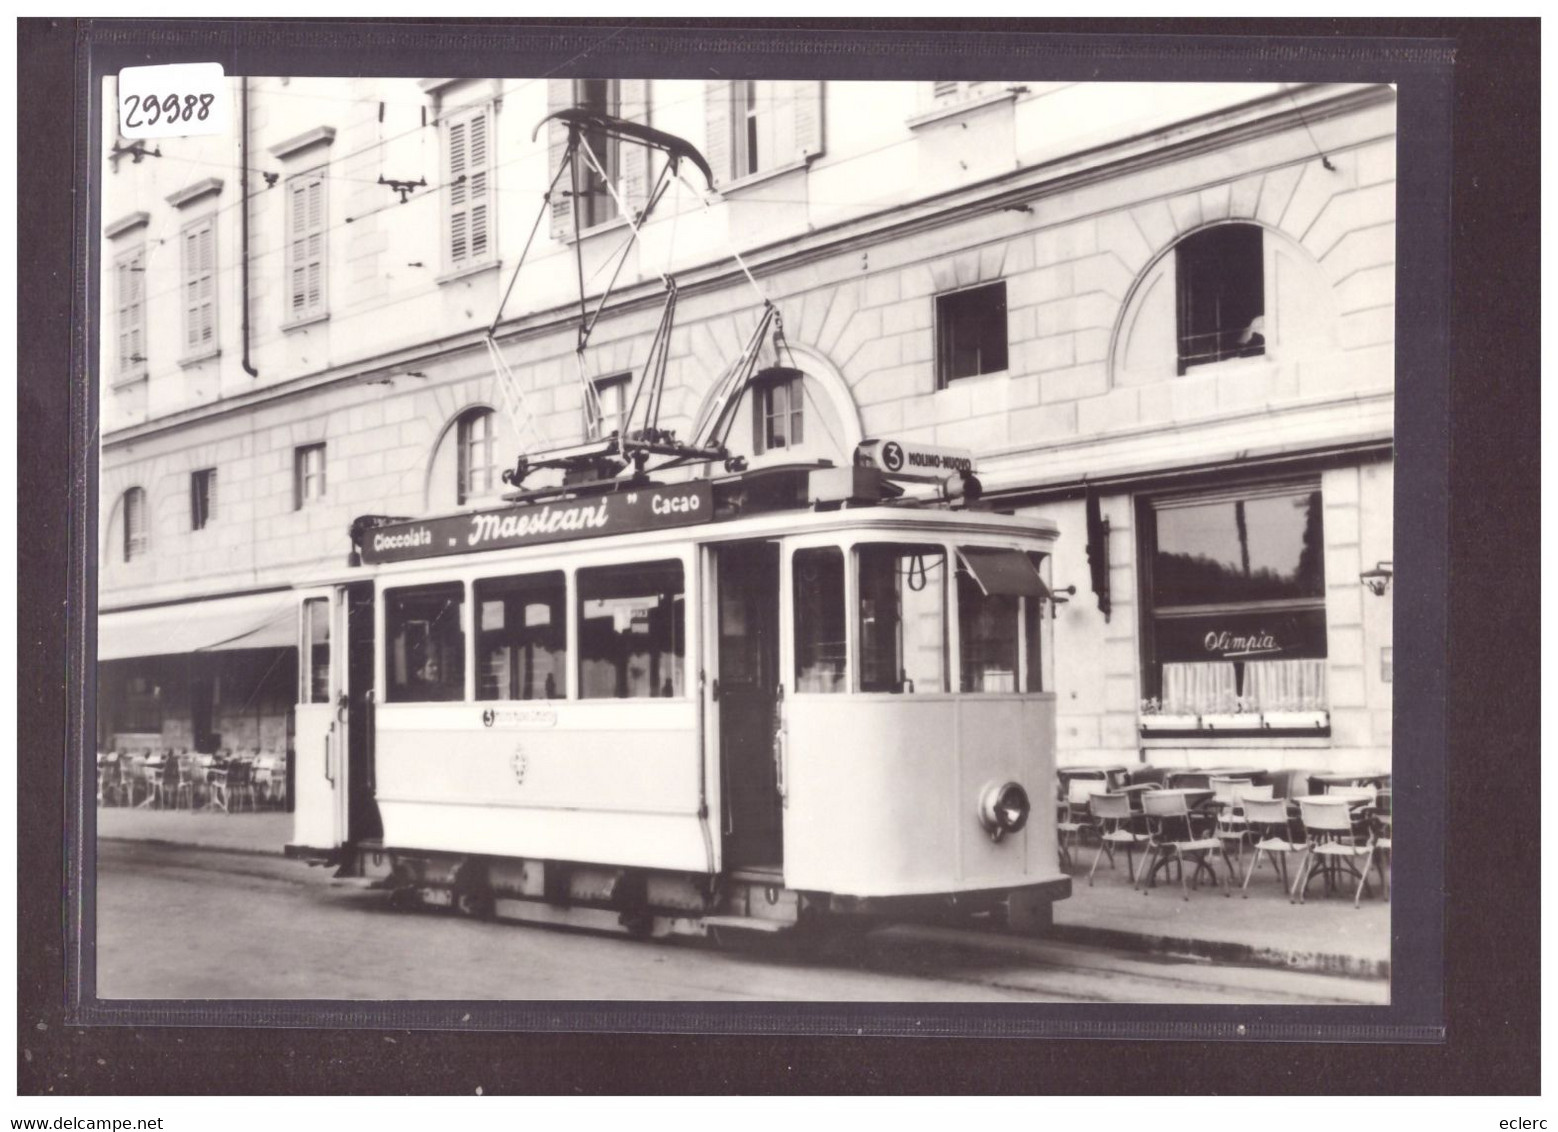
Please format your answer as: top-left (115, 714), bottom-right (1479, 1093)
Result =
top-left (978, 781), bottom-right (1031, 842)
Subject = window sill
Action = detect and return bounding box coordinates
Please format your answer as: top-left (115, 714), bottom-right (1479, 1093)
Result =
top-left (436, 259), bottom-right (501, 287)
top-left (1140, 710), bottom-right (1331, 737)
top-left (564, 215), bottom-right (632, 245)
top-left (178, 347), bottom-right (221, 369)
top-left (109, 371), bottom-right (148, 391)
top-left (906, 87), bottom-right (1022, 130)
top-left (716, 155), bottom-right (817, 197)
top-left (282, 311), bottom-right (330, 333)
top-left (938, 368), bottom-right (1010, 392)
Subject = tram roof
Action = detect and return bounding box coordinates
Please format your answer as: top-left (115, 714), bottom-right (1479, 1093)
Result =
top-left (339, 464), bottom-right (1057, 582)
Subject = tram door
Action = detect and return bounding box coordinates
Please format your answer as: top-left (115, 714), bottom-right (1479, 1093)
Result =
top-left (343, 582), bottom-right (382, 843)
top-left (293, 590), bottom-right (343, 851)
top-left (714, 541), bottom-right (784, 870)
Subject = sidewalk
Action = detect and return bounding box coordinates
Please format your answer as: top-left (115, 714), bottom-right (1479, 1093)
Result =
top-left (96, 807), bottom-right (1389, 981)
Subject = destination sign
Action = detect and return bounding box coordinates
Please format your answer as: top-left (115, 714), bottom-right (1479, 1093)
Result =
top-left (855, 438), bottom-right (975, 481)
top-left (360, 480), bottom-right (714, 565)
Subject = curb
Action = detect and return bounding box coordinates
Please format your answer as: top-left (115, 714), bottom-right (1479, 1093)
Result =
top-left (1045, 922), bottom-right (1390, 982)
top-left (101, 835), bottom-right (1388, 981)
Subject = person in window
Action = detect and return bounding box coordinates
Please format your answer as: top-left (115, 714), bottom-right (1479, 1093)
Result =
top-left (1235, 315), bottom-right (1266, 358)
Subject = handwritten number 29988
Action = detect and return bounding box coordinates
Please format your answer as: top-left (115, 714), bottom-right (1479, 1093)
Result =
top-left (123, 93), bottom-right (215, 129)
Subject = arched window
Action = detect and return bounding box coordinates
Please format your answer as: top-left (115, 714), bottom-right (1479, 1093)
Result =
top-left (1174, 223), bottom-right (1265, 374)
top-left (122, 487), bottom-right (148, 562)
top-left (457, 407), bottom-right (497, 504)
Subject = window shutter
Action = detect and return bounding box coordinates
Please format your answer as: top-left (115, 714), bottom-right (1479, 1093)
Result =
top-left (547, 80), bottom-right (572, 240)
top-left (793, 80), bottom-right (824, 160)
top-left (770, 82), bottom-right (798, 168)
top-left (448, 117), bottom-right (469, 264)
top-left (468, 111), bottom-right (490, 261)
top-left (619, 78), bottom-right (650, 220)
top-left (704, 80), bottom-right (732, 185)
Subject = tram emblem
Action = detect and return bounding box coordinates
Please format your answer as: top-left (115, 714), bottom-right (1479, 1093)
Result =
top-left (510, 745), bottom-right (528, 787)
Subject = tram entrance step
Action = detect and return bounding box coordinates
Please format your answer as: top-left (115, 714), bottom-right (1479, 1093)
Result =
top-left (729, 866), bottom-right (784, 884)
top-left (701, 915), bottom-right (790, 933)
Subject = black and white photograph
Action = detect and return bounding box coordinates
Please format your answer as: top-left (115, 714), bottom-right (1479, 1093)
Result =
top-left (87, 62), bottom-right (1408, 1012)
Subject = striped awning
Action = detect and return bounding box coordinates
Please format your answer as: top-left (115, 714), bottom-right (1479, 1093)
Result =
top-left (98, 591), bottom-right (296, 661)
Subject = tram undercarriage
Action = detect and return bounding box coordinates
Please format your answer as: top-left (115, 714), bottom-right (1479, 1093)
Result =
top-left (294, 843), bottom-right (1070, 940)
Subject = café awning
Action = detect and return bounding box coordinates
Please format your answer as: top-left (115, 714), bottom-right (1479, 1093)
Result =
top-left (955, 546), bottom-right (1050, 598)
top-left (98, 591), bottom-right (297, 662)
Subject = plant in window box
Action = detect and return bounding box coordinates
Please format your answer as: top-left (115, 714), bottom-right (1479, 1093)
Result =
top-left (1201, 694), bottom-right (1260, 732)
top-left (1138, 697), bottom-right (1200, 734)
top-left (1260, 695), bottom-right (1329, 731)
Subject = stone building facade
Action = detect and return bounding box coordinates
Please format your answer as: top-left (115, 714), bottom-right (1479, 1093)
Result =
top-left (98, 77), bottom-right (1396, 777)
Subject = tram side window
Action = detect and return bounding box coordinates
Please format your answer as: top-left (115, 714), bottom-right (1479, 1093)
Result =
top-left (303, 598), bottom-right (330, 703)
top-left (857, 544), bottom-right (947, 694)
top-left (578, 560), bottom-right (685, 699)
top-left (476, 572), bottom-right (566, 701)
top-left (385, 583), bottom-right (466, 702)
top-left (793, 547), bottom-right (846, 694)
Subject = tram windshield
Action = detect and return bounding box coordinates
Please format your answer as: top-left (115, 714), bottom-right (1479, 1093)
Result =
top-left (578, 560), bottom-right (686, 699)
top-left (857, 543), bottom-right (949, 695)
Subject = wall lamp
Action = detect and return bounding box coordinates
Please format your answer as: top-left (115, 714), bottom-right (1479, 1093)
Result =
top-left (1359, 561), bottom-right (1394, 596)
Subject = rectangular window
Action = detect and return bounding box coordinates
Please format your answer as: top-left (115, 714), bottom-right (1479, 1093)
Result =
top-left (1142, 483), bottom-right (1327, 718)
top-left (181, 219), bottom-right (217, 356)
top-left (476, 572), bottom-right (566, 701)
top-left (385, 583), bottom-right (466, 703)
top-left (587, 374), bottom-right (630, 441)
top-left (115, 247), bottom-right (146, 380)
top-left (731, 80), bottom-right (777, 179)
top-left (793, 546), bottom-right (845, 694)
top-left (753, 374), bottom-right (804, 455)
top-left (303, 597), bottom-right (331, 704)
top-left (936, 281), bottom-right (1008, 386)
top-left (285, 170), bottom-right (327, 321)
top-left (445, 105), bottom-right (494, 271)
top-left (857, 543), bottom-right (947, 694)
top-left (1176, 223), bottom-right (1265, 374)
top-left (578, 560), bottom-right (685, 699)
top-left (294, 444), bottom-right (326, 509)
top-left (574, 79), bottom-right (621, 228)
top-left (1023, 552), bottom-right (1052, 693)
top-left (190, 468), bottom-right (216, 531)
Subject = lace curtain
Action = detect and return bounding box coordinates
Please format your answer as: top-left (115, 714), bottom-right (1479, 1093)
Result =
top-left (1161, 658), bottom-right (1326, 714)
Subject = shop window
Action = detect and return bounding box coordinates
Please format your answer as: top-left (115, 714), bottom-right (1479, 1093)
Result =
top-left (936, 281), bottom-right (1008, 386)
top-left (587, 373), bottom-right (630, 441)
top-left (114, 246), bottom-right (146, 381)
top-left (753, 370), bottom-right (805, 456)
top-left (122, 487), bottom-right (148, 562)
top-left (444, 104), bottom-right (494, 271)
top-left (285, 170), bottom-right (327, 321)
top-left (190, 468), bottom-right (216, 531)
top-left (385, 583), bottom-right (466, 702)
top-left (857, 543), bottom-right (947, 694)
top-left (1175, 223), bottom-right (1265, 374)
top-left (476, 571), bottom-right (566, 701)
top-left (457, 408), bottom-right (497, 503)
top-left (116, 673), bottom-right (162, 733)
top-left (294, 443), bottom-right (326, 509)
top-left (793, 547), bottom-right (845, 694)
top-left (1140, 483), bottom-right (1327, 721)
top-left (180, 218), bottom-right (217, 357)
top-left (577, 560), bottom-right (685, 699)
top-left (303, 597), bottom-right (330, 704)
top-left (573, 79), bottom-right (621, 229)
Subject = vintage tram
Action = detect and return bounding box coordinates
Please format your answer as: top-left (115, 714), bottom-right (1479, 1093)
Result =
top-left (286, 459), bottom-right (1070, 939)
